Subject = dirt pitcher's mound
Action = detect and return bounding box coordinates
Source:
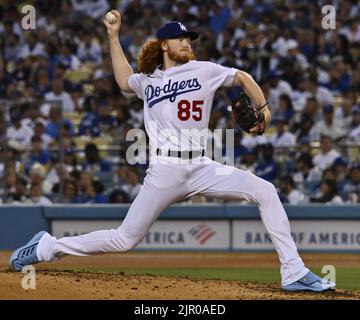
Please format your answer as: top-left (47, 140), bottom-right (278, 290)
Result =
top-left (0, 267), bottom-right (359, 300)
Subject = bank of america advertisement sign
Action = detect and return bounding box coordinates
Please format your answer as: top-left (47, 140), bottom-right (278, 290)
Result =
top-left (233, 220), bottom-right (360, 250)
top-left (51, 220), bottom-right (230, 249)
top-left (51, 219), bottom-right (360, 251)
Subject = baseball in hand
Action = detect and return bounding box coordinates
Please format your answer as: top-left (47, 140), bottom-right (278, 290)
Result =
top-left (105, 11), bottom-right (117, 24)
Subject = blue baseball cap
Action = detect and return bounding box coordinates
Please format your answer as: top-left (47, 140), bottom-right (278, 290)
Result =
top-left (334, 157), bottom-right (348, 167)
top-left (299, 136), bottom-right (311, 145)
top-left (156, 21), bottom-right (199, 40)
top-left (323, 104), bottom-right (334, 113)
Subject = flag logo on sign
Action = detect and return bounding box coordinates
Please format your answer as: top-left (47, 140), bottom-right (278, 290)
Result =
top-left (188, 224), bottom-right (216, 245)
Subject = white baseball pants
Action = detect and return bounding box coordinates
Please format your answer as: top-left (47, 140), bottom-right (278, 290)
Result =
top-left (37, 156), bottom-right (308, 285)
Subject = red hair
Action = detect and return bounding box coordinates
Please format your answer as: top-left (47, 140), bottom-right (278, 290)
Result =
top-left (137, 39), bottom-right (196, 74)
top-left (137, 39), bottom-right (163, 74)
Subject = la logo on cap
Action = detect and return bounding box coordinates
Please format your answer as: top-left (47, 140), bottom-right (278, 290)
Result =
top-left (178, 22), bottom-right (187, 31)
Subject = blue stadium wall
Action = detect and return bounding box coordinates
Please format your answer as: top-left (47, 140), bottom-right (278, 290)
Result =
top-left (1, 204), bottom-right (360, 252)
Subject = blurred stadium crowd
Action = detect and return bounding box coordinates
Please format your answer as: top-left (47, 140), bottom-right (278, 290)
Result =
top-left (0, 0), bottom-right (359, 205)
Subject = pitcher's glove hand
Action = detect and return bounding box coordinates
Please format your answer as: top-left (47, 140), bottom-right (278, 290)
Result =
top-left (231, 93), bottom-right (266, 135)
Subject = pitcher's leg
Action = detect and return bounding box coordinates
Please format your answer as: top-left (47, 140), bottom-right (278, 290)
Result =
top-left (191, 161), bottom-right (308, 286)
top-left (37, 172), bottom-right (188, 262)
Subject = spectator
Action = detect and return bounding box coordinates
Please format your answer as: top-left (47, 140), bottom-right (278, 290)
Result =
top-left (277, 94), bottom-right (294, 124)
top-left (267, 70), bottom-right (292, 111)
top-left (295, 136), bottom-right (312, 158)
top-left (92, 101), bottom-right (118, 137)
top-left (6, 111), bottom-right (33, 149)
top-left (63, 148), bottom-right (82, 173)
top-left (69, 83), bottom-right (85, 112)
top-left (28, 163), bottom-right (53, 194)
top-left (24, 136), bottom-right (51, 173)
top-left (343, 164), bottom-right (360, 198)
top-left (21, 103), bottom-right (44, 131)
top-left (31, 121), bottom-right (53, 147)
top-left (5, 177), bottom-right (29, 204)
top-left (77, 32), bottom-right (102, 64)
top-left (44, 106), bottom-right (75, 140)
top-left (326, 58), bottom-right (351, 95)
top-left (251, 27), bottom-right (273, 81)
top-left (56, 41), bottom-right (81, 70)
top-left (255, 143), bottom-right (277, 183)
top-left (268, 115), bottom-right (296, 148)
top-left (128, 99), bottom-right (144, 128)
top-left (0, 141), bottom-right (24, 176)
top-left (292, 114), bottom-right (314, 143)
top-left (279, 57), bottom-right (302, 89)
top-left (79, 171), bottom-right (93, 194)
top-left (33, 67), bottom-right (51, 97)
top-left (121, 167), bottom-right (141, 202)
top-left (63, 179), bottom-right (79, 203)
top-left (82, 143), bottom-right (112, 173)
top-left (305, 77), bottom-right (334, 108)
top-left (28, 182), bottom-right (53, 205)
top-left (312, 135), bottom-right (341, 172)
top-left (348, 105), bottom-right (360, 142)
top-left (339, 18), bottom-right (360, 44)
top-left (79, 97), bottom-right (101, 136)
top-left (109, 189), bottom-right (129, 204)
top-left (209, 0), bottom-right (231, 35)
top-left (335, 94), bottom-right (356, 131)
top-left (285, 39), bottom-right (309, 71)
top-left (310, 104), bottom-right (346, 142)
top-left (321, 167), bottom-right (337, 184)
top-left (310, 179), bottom-right (343, 205)
top-left (45, 155), bottom-right (71, 193)
top-left (232, 131), bottom-right (248, 163)
top-left (78, 173), bottom-right (108, 204)
top-left (113, 164), bottom-right (129, 187)
top-left (301, 97), bottom-right (321, 123)
top-left (332, 157), bottom-right (349, 194)
top-left (236, 147), bottom-right (257, 173)
top-left (3, 33), bottom-right (21, 62)
top-left (293, 154), bottom-right (322, 185)
top-left (44, 79), bottom-right (75, 113)
top-left (278, 175), bottom-right (306, 204)
top-left (348, 189), bottom-right (360, 204)
top-left (0, 170), bottom-right (17, 199)
top-left (18, 33), bottom-right (46, 59)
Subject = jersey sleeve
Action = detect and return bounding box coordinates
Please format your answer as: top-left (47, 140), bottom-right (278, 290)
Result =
top-left (208, 62), bottom-right (238, 91)
top-left (128, 73), bottom-right (144, 100)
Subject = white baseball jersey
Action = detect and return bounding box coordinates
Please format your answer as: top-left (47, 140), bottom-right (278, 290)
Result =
top-left (128, 60), bottom-right (238, 152)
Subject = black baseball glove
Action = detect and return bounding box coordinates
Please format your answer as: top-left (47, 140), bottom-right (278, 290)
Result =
top-left (231, 93), bottom-right (266, 135)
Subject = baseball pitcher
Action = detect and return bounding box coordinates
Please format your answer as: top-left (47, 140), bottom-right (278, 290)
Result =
top-left (9, 11), bottom-right (335, 292)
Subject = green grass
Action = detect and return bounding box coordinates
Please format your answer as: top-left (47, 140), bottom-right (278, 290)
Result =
top-left (70, 266), bottom-right (360, 290)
